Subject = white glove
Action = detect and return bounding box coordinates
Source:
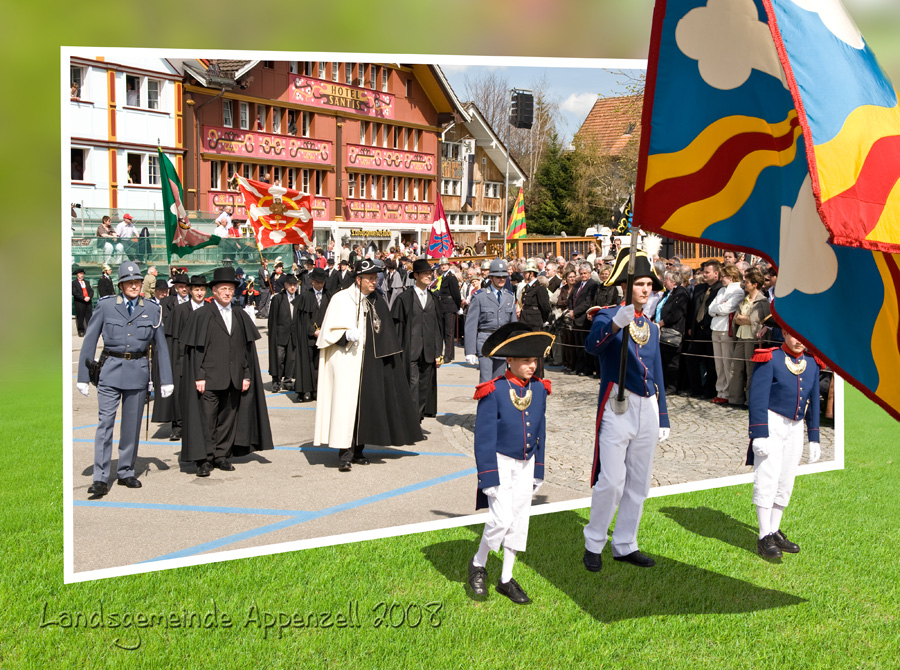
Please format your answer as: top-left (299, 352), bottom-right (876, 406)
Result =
top-left (808, 441), bottom-right (821, 464)
top-left (659, 427), bottom-right (670, 442)
top-left (147, 381), bottom-right (154, 393)
top-left (532, 478), bottom-right (543, 495)
top-left (345, 329), bottom-right (360, 343)
top-left (160, 384), bottom-right (174, 398)
top-left (466, 354), bottom-right (479, 366)
top-left (752, 438), bottom-right (769, 459)
top-left (612, 304), bottom-right (637, 329)
top-left (482, 486), bottom-right (499, 500)
top-left (76, 382), bottom-right (90, 397)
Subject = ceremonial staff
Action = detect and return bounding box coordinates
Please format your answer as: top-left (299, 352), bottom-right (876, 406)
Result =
top-left (610, 226), bottom-right (640, 415)
top-left (145, 343), bottom-right (152, 440)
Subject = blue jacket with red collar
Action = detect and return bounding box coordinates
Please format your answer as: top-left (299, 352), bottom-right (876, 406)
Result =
top-left (584, 305), bottom-right (670, 429)
top-left (748, 345), bottom-right (820, 442)
top-left (473, 371), bottom-right (549, 505)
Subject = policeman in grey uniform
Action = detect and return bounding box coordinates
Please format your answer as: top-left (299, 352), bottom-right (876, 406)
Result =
top-left (76, 261), bottom-right (173, 498)
top-left (465, 259), bottom-right (518, 383)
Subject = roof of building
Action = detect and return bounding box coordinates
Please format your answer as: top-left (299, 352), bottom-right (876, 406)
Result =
top-left (180, 59), bottom-right (257, 87)
top-left (574, 94), bottom-right (643, 156)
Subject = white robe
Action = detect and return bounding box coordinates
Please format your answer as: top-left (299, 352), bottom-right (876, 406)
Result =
top-left (313, 285), bottom-right (369, 449)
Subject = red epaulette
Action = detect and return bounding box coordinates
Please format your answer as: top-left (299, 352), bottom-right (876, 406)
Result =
top-left (812, 354), bottom-right (825, 368)
top-left (537, 378), bottom-right (551, 395)
top-left (473, 379), bottom-right (497, 400)
top-left (752, 347), bottom-right (778, 363)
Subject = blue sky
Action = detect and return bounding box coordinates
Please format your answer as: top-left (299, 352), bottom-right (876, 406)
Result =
top-left (439, 60), bottom-right (646, 143)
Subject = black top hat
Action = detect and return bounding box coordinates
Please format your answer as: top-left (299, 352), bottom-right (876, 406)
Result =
top-left (309, 267), bottom-right (328, 282)
top-left (326, 257), bottom-right (335, 265)
top-left (482, 322), bottom-right (555, 359)
top-left (356, 258), bottom-right (383, 275)
top-left (209, 267), bottom-right (240, 287)
top-left (172, 273), bottom-right (190, 285)
top-left (282, 274), bottom-right (299, 285)
top-left (72, 267), bottom-right (86, 275)
top-left (604, 247), bottom-right (663, 291)
top-left (188, 275), bottom-right (207, 287)
top-left (339, 258), bottom-right (349, 266)
top-left (411, 259), bottom-right (434, 275)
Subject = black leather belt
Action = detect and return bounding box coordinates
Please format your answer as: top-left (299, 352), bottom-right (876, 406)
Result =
top-left (103, 348), bottom-right (147, 360)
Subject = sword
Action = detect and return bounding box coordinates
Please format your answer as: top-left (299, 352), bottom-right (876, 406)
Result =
top-left (145, 343), bottom-right (152, 440)
top-left (610, 226), bottom-right (640, 415)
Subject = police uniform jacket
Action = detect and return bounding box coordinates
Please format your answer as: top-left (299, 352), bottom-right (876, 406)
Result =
top-left (473, 371), bottom-right (549, 508)
top-left (463, 286), bottom-right (517, 358)
top-left (77, 294), bottom-right (172, 390)
top-left (519, 279), bottom-right (551, 327)
top-left (748, 346), bottom-right (820, 442)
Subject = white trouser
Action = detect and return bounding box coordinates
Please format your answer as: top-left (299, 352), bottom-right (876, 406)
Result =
top-left (753, 410), bottom-right (804, 508)
top-left (584, 387), bottom-right (659, 556)
top-left (711, 331), bottom-right (734, 397)
top-left (480, 454), bottom-right (535, 553)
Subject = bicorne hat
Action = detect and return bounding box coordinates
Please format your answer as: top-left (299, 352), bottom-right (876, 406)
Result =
top-left (482, 322), bottom-right (555, 359)
top-left (604, 247), bottom-right (663, 291)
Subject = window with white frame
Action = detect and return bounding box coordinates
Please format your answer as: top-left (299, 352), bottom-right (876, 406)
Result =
top-left (147, 79), bottom-right (161, 110)
top-left (484, 182), bottom-right (501, 198)
top-left (348, 173), bottom-right (356, 198)
top-left (448, 214), bottom-right (459, 227)
top-left (125, 75), bottom-right (141, 106)
top-left (273, 166), bottom-right (282, 186)
top-left (392, 126), bottom-right (399, 149)
top-left (289, 61), bottom-right (299, 74)
top-left (381, 176), bottom-right (388, 200)
top-left (371, 175), bottom-right (378, 200)
top-left (359, 174), bottom-right (368, 199)
top-left (381, 68), bottom-right (388, 92)
top-left (240, 102), bottom-right (249, 129)
top-left (360, 121), bottom-right (368, 145)
top-left (382, 125), bottom-right (388, 148)
top-left (413, 179), bottom-right (419, 202)
top-left (256, 104), bottom-right (266, 131)
top-left (370, 66), bottom-right (376, 90)
top-left (126, 153), bottom-right (143, 185)
top-left (209, 160), bottom-right (221, 190)
top-left (318, 62), bottom-right (326, 79)
top-left (441, 142), bottom-right (461, 160)
top-left (402, 177), bottom-right (408, 201)
top-left (358, 64), bottom-right (366, 87)
top-left (403, 128), bottom-right (409, 150)
top-left (442, 179), bottom-right (461, 196)
top-left (422, 180), bottom-right (429, 202)
top-left (226, 162), bottom-right (238, 190)
top-left (223, 99), bottom-right (233, 127)
top-left (241, 164), bottom-right (251, 180)
top-left (286, 168), bottom-right (296, 190)
top-left (315, 170), bottom-right (324, 196)
top-left (71, 147), bottom-right (86, 180)
top-left (301, 111), bottom-right (311, 137)
top-left (392, 177), bottom-right (398, 201)
top-left (332, 62), bottom-right (339, 82)
top-left (70, 65), bottom-right (84, 98)
top-left (371, 123), bottom-right (379, 147)
top-left (303, 62), bottom-right (312, 76)
top-left (413, 129), bottom-right (420, 152)
top-left (345, 63), bottom-right (353, 85)
top-left (273, 108), bottom-right (281, 134)
top-left (484, 214), bottom-right (499, 233)
top-left (302, 169), bottom-right (310, 193)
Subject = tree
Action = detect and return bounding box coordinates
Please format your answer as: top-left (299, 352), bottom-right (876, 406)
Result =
top-left (527, 132), bottom-right (577, 236)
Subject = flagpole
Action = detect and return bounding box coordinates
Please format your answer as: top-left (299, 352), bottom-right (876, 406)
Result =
top-left (504, 91), bottom-right (511, 258)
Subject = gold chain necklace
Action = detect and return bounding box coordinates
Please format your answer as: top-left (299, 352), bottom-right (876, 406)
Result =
top-left (784, 355), bottom-right (806, 376)
top-left (629, 319), bottom-right (650, 346)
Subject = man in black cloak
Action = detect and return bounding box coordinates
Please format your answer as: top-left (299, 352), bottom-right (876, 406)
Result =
top-left (179, 267), bottom-right (273, 476)
top-left (268, 274), bottom-right (300, 392)
top-left (293, 267), bottom-right (330, 402)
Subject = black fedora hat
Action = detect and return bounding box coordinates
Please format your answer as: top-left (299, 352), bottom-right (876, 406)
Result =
top-left (209, 267), bottom-right (240, 287)
top-left (411, 259), bottom-right (434, 275)
top-left (188, 275), bottom-right (207, 287)
top-left (482, 322), bottom-right (555, 359)
top-left (310, 267), bottom-right (328, 282)
top-left (355, 258), bottom-right (384, 275)
top-left (153, 278), bottom-right (170, 292)
top-left (282, 274), bottom-right (299, 285)
top-left (172, 273), bottom-right (190, 285)
top-left (605, 247), bottom-right (663, 291)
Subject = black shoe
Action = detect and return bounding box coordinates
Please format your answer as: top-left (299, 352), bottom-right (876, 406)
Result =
top-left (285, 380), bottom-right (295, 391)
top-left (352, 456), bottom-right (370, 465)
top-left (496, 578), bottom-right (530, 604)
top-left (196, 462), bottom-right (212, 477)
top-left (302, 392), bottom-right (311, 402)
top-left (338, 461), bottom-right (352, 472)
top-left (169, 428), bottom-right (182, 441)
top-left (757, 533), bottom-right (783, 558)
top-left (87, 481), bottom-right (108, 497)
top-left (614, 550), bottom-right (656, 567)
top-left (772, 529), bottom-right (800, 553)
top-left (583, 549), bottom-right (603, 572)
top-left (116, 476), bottom-right (142, 489)
top-left (214, 459), bottom-right (235, 471)
top-left (467, 559), bottom-right (488, 596)
top-left (272, 382), bottom-right (282, 393)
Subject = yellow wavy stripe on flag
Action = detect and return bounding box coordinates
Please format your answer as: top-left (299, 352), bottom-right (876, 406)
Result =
top-left (660, 125), bottom-right (802, 238)
top-left (865, 177), bottom-right (900, 247)
top-left (872, 252), bottom-right (900, 409)
top-left (645, 111), bottom-right (799, 191)
top-left (814, 99), bottom-right (900, 202)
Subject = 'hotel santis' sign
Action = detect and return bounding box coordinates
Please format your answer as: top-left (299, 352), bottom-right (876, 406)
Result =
top-left (292, 77), bottom-right (394, 119)
top-left (203, 125), bottom-right (333, 166)
top-left (346, 144), bottom-right (435, 176)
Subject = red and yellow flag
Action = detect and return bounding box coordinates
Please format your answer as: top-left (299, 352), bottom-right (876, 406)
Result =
top-left (506, 188), bottom-right (526, 239)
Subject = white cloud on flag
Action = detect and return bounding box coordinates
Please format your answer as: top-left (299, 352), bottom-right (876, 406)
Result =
top-left (676, 0), bottom-right (788, 90)
top-left (790, 0), bottom-right (864, 48)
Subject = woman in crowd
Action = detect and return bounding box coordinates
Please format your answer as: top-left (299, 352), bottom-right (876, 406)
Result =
top-left (728, 266), bottom-right (772, 407)
top-left (656, 269), bottom-right (690, 392)
top-left (708, 264), bottom-right (744, 404)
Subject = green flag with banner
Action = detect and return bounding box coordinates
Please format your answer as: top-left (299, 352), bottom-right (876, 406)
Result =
top-left (158, 148), bottom-right (220, 262)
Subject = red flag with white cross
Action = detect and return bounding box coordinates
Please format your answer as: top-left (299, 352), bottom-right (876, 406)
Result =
top-left (237, 176), bottom-right (314, 249)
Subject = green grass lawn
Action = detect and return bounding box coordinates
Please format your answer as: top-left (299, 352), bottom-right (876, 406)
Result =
top-left (2, 367), bottom-right (898, 669)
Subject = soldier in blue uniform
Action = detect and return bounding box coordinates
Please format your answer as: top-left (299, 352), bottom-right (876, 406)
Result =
top-left (464, 259), bottom-right (518, 383)
top-left (76, 261), bottom-right (173, 498)
top-left (747, 331), bottom-right (821, 559)
top-left (467, 322), bottom-right (554, 605)
top-left (582, 247), bottom-right (670, 572)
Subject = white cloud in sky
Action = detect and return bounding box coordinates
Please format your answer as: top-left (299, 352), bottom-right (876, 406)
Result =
top-left (561, 92), bottom-right (598, 117)
top-left (676, 0), bottom-right (787, 90)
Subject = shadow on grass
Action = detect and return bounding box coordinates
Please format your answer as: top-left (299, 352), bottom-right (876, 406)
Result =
top-left (422, 511), bottom-right (805, 622)
top-left (658, 506), bottom-right (758, 555)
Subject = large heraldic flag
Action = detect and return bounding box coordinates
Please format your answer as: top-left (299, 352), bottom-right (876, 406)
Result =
top-left (237, 176), bottom-right (314, 250)
top-left (426, 196), bottom-right (454, 258)
top-left (158, 148), bottom-right (219, 261)
top-left (635, 0), bottom-right (900, 420)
